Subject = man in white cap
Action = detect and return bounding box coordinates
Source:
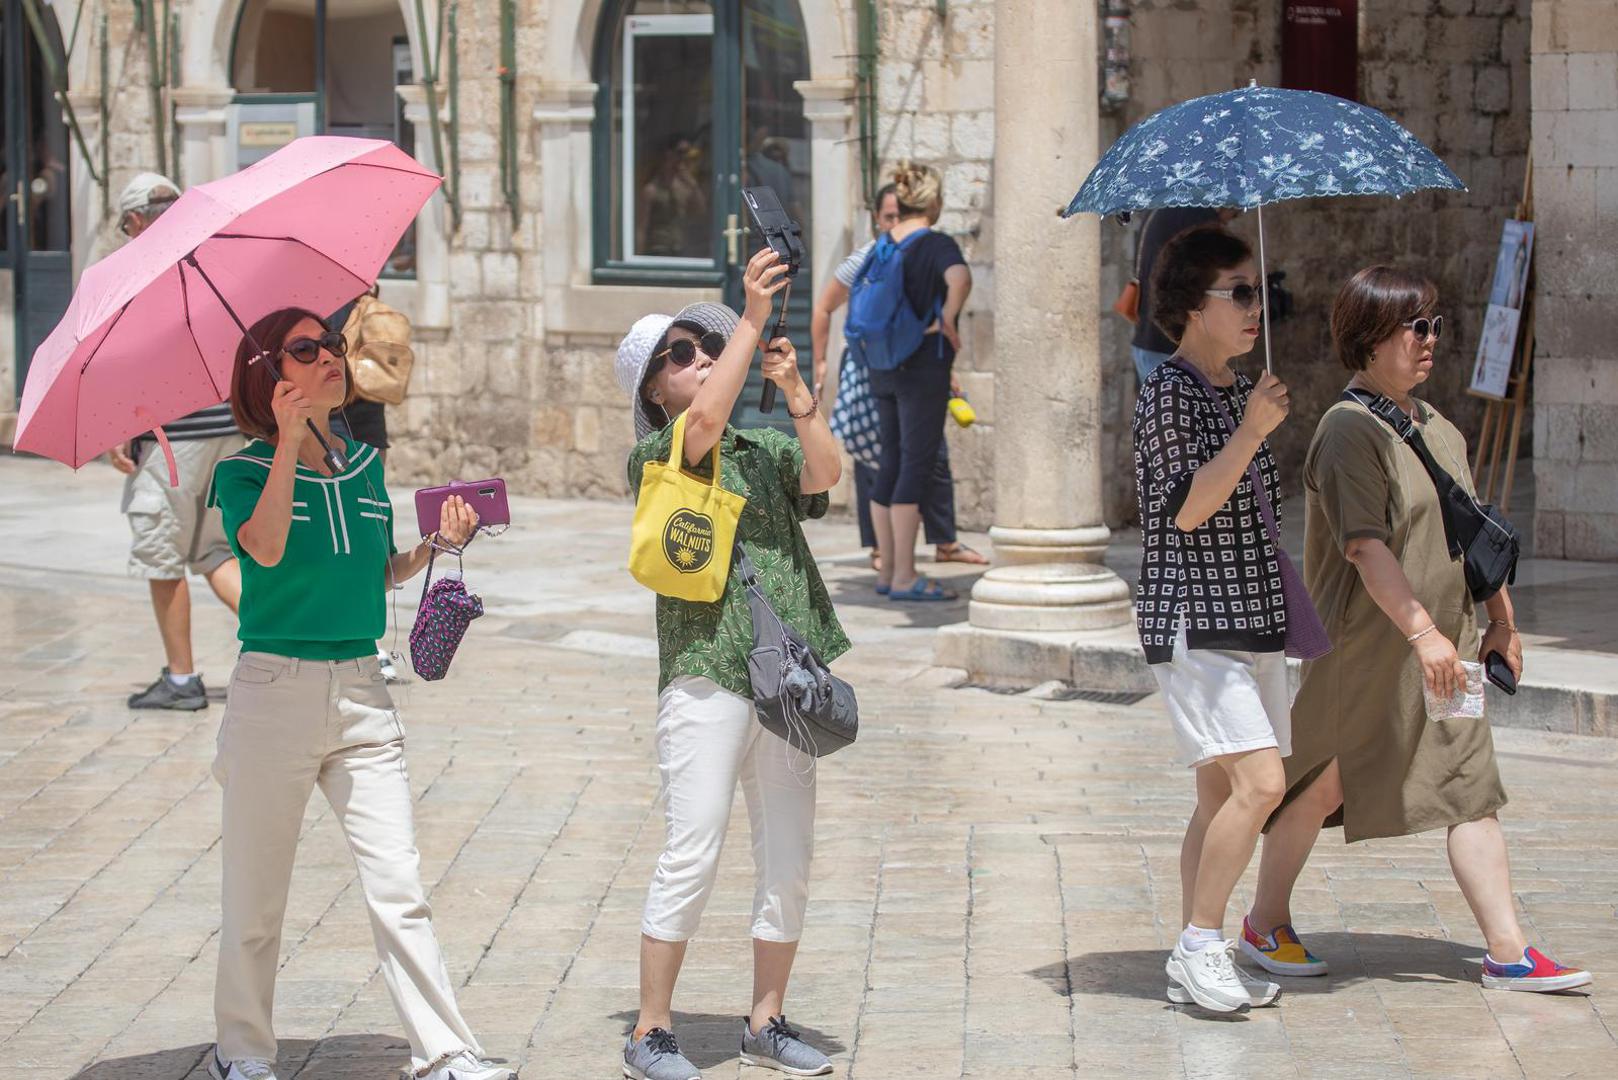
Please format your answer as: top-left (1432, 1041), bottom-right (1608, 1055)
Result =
top-left (106, 172), bottom-right (244, 710)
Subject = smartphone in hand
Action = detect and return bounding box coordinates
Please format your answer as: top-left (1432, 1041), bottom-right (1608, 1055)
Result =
top-left (1484, 650), bottom-right (1517, 695)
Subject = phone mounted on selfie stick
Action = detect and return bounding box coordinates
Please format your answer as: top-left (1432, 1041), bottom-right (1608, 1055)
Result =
top-left (742, 186), bottom-right (804, 414)
top-left (184, 253), bottom-right (351, 473)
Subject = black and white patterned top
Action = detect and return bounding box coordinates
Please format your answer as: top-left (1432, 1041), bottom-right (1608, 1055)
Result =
top-left (1132, 359), bottom-right (1287, 664)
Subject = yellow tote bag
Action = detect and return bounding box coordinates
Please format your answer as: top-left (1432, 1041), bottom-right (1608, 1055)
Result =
top-left (629, 413), bottom-right (747, 602)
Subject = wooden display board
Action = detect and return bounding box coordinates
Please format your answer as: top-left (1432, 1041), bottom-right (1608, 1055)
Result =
top-left (1468, 163), bottom-right (1535, 512)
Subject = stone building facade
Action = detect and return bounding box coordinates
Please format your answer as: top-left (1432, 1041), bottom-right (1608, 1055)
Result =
top-left (1, 0), bottom-right (1612, 560)
top-left (1529, 0), bottom-right (1618, 560)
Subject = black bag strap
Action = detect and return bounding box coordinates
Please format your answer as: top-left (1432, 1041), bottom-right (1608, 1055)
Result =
top-left (1341, 388), bottom-right (1466, 557)
top-left (418, 534), bottom-right (467, 606)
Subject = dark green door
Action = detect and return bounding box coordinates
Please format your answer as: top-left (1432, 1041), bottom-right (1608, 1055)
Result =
top-left (721, 0), bottom-right (813, 431)
top-left (3, 0), bottom-right (73, 400)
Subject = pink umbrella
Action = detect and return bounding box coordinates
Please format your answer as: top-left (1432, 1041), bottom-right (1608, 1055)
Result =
top-left (15, 136), bottom-right (440, 474)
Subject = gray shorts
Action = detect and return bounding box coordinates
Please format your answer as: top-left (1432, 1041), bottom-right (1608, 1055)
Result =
top-left (121, 435), bottom-right (244, 580)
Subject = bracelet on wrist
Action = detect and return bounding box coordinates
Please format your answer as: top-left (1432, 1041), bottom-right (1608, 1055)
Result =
top-left (788, 394), bottom-right (819, 420)
top-left (1488, 619), bottom-right (1518, 634)
top-left (1406, 624), bottom-right (1438, 644)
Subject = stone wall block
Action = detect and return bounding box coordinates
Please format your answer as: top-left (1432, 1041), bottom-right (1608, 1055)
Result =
top-left (882, 7), bottom-right (943, 62)
top-left (530, 406), bottom-right (572, 449)
top-left (1567, 51), bottom-right (1618, 108)
top-left (922, 60), bottom-right (995, 113)
top-left (449, 252), bottom-right (484, 299)
top-left (946, 5), bottom-right (995, 58)
top-left (1476, 64), bottom-right (1513, 113)
top-left (943, 161), bottom-right (991, 213)
top-left (1439, 0), bottom-right (1475, 17)
top-left (459, 301), bottom-right (524, 343)
top-left (1535, 507), bottom-right (1566, 558)
top-left (481, 252), bottom-right (521, 299)
top-left (1564, 511), bottom-right (1618, 560)
top-left (459, 211), bottom-right (492, 252)
top-left (950, 111), bottom-right (995, 161)
top-left (1579, 404), bottom-right (1618, 461)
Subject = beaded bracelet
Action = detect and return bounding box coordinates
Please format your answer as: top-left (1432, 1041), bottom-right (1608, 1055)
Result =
top-left (788, 395), bottom-right (819, 420)
top-left (1488, 618), bottom-right (1518, 633)
top-left (1406, 624), bottom-right (1439, 644)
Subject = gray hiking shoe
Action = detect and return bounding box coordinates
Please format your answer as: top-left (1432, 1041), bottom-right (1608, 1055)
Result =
top-left (739, 1016), bottom-right (832, 1076)
top-left (129, 669), bottom-right (207, 710)
top-left (623, 1028), bottom-right (700, 1080)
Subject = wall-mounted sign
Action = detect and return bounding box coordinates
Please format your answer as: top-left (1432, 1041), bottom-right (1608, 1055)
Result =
top-left (239, 121), bottom-right (298, 148)
top-left (1281, 1), bottom-right (1359, 102)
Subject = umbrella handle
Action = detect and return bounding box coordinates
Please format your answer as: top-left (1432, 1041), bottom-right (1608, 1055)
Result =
top-left (1257, 201), bottom-right (1273, 377)
top-left (183, 251), bottom-right (351, 473)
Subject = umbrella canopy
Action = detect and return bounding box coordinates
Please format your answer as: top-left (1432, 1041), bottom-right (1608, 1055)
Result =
top-left (15, 136), bottom-right (440, 468)
top-left (1062, 84), bottom-right (1464, 218)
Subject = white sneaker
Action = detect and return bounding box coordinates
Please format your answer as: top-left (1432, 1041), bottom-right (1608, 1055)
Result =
top-left (1164, 940), bottom-right (1252, 1013)
top-left (1168, 963), bottom-right (1280, 1007)
top-left (208, 1052), bottom-right (279, 1080)
top-left (419, 1050), bottom-right (514, 1080)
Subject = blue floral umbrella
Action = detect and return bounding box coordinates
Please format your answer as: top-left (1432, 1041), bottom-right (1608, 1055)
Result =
top-left (1063, 82), bottom-right (1465, 372)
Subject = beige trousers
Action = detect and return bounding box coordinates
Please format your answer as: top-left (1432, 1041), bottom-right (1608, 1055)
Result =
top-left (212, 652), bottom-right (481, 1069)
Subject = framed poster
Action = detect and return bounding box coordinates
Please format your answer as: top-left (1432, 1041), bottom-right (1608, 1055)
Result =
top-left (1470, 304), bottom-right (1521, 400)
top-left (1487, 219), bottom-right (1534, 310)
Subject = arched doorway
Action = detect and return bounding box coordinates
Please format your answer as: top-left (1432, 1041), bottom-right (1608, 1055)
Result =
top-left (2, 0), bottom-right (72, 400)
top-left (229, 0), bottom-right (416, 276)
top-left (593, 0), bottom-right (813, 427)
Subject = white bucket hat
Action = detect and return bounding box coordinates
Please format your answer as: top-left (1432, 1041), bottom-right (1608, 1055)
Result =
top-left (615, 302), bottom-right (742, 442)
top-left (117, 172), bottom-right (180, 216)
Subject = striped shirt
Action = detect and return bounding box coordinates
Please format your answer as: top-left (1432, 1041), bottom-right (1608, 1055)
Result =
top-left (158, 403), bottom-right (239, 441)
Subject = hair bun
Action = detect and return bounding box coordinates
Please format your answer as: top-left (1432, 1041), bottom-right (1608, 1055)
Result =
top-left (892, 160), bottom-right (942, 211)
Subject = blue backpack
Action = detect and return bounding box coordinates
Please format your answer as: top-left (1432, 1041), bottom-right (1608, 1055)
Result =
top-left (843, 229), bottom-right (941, 371)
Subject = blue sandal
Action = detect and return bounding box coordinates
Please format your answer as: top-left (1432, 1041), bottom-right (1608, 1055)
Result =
top-left (888, 577), bottom-right (958, 603)
top-left (875, 581), bottom-right (891, 596)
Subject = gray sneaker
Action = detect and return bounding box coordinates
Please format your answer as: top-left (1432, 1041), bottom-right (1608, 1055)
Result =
top-left (129, 669), bottom-right (207, 710)
top-left (739, 1016), bottom-right (832, 1076)
top-left (623, 1028), bottom-right (700, 1080)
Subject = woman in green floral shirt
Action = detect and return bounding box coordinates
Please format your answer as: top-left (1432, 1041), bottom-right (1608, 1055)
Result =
top-left (614, 250), bottom-right (848, 1080)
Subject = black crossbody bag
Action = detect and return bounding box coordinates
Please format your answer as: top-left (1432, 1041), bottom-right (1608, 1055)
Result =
top-left (1343, 389), bottom-right (1519, 602)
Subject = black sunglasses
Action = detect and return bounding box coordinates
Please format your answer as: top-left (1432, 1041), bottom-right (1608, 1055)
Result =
top-left (653, 331), bottom-right (727, 370)
top-left (1403, 315), bottom-right (1444, 342)
top-left (281, 331), bottom-right (348, 365)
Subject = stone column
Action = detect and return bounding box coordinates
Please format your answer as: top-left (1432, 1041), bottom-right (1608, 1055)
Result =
top-left (936, 0), bottom-right (1132, 681)
top-left (171, 86), bottom-right (236, 188)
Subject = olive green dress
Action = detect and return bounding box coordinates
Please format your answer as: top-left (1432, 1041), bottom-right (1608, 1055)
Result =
top-left (1279, 396), bottom-right (1507, 843)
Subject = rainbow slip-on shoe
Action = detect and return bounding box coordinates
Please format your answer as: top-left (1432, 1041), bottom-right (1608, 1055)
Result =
top-left (1240, 916), bottom-right (1330, 976)
top-left (1482, 947), bottom-right (1592, 993)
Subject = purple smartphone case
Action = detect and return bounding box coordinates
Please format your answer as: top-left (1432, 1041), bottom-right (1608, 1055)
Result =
top-left (415, 478), bottom-right (510, 537)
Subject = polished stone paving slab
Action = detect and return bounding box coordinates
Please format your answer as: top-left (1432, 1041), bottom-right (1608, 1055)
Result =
top-left (1, 457), bottom-right (1614, 1079)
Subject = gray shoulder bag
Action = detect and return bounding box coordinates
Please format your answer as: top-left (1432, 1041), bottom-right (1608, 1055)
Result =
top-left (733, 544), bottom-right (858, 758)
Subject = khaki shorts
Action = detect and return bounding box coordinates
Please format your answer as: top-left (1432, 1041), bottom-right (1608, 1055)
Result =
top-left (121, 434), bottom-right (243, 580)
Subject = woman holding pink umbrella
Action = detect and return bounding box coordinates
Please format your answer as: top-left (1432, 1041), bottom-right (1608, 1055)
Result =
top-left (205, 308), bottom-right (509, 1080)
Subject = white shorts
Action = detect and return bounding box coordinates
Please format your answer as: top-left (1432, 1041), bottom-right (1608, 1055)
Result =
top-left (1152, 625), bottom-right (1292, 769)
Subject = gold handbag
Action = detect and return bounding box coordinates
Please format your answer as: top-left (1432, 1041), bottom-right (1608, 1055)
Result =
top-left (628, 413), bottom-right (746, 603)
top-left (343, 295), bottom-right (415, 406)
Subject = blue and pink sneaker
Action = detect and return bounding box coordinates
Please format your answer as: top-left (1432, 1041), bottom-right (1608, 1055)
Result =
top-left (1239, 916), bottom-right (1329, 976)
top-left (1481, 947), bottom-right (1592, 993)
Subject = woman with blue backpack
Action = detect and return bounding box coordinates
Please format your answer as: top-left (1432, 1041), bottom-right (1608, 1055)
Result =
top-left (846, 161), bottom-right (973, 602)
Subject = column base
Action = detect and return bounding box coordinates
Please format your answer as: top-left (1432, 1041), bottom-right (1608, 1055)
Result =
top-left (966, 562), bottom-right (1132, 632)
top-left (933, 620), bottom-right (1155, 692)
top-left (988, 524), bottom-right (1113, 565)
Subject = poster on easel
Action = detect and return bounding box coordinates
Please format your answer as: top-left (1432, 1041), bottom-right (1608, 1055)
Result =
top-left (1469, 219), bottom-right (1534, 399)
top-left (1470, 304), bottom-right (1522, 399)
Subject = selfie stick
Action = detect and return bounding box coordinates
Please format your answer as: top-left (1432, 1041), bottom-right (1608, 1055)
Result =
top-left (759, 279), bottom-right (793, 414)
top-left (184, 252), bottom-right (351, 473)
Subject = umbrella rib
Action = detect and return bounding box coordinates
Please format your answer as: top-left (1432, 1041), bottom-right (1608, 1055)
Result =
top-left (176, 260), bottom-right (227, 404)
top-left (74, 297), bottom-right (135, 466)
top-left (206, 233), bottom-right (373, 293)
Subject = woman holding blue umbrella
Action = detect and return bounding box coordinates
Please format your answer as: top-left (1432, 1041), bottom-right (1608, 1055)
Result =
top-left (1134, 223), bottom-right (1293, 1014)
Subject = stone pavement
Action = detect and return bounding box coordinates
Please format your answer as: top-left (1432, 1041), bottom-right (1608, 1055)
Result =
top-left (1, 456), bottom-right (1616, 1080)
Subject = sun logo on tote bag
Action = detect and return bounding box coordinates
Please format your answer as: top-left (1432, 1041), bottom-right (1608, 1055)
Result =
top-left (629, 413), bottom-right (746, 603)
top-left (664, 509), bottom-right (716, 573)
